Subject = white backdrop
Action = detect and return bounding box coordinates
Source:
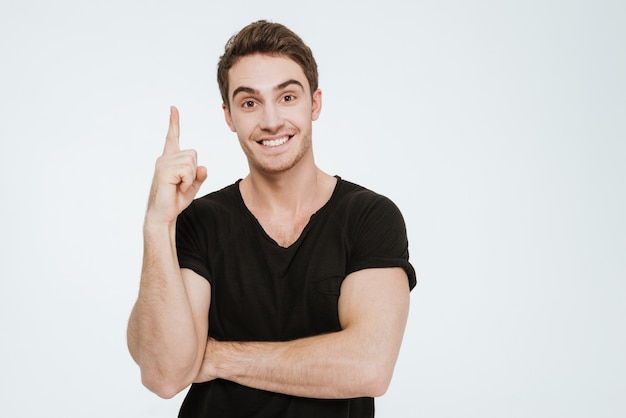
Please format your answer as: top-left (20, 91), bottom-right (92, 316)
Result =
top-left (1, 1), bottom-right (624, 417)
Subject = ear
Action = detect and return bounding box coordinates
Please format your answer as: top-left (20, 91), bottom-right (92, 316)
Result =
top-left (222, 103), bottom-right (236, 132)
top-left (311, 89), bottom-right (322, 121)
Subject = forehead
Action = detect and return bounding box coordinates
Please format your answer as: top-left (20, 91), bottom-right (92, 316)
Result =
top-left (228, 54), bottom-right (308, 96)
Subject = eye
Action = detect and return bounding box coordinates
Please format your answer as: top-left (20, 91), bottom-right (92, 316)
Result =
top-left (242, 100), bottom-right (256, 108)
top-left (283, 94), bottom-right (296, 102)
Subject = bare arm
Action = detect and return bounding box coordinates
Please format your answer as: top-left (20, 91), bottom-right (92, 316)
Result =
top-left (127, 107), bottom-right (210, 399)
top-left (195, 267), bottom-right (410, 399)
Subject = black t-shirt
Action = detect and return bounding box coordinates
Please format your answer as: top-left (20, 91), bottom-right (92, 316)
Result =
top-left (176, 177), bottom-right (416, 417)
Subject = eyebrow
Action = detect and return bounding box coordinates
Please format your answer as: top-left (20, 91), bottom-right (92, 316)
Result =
top-left (231, 79), bottom-right (305, 101)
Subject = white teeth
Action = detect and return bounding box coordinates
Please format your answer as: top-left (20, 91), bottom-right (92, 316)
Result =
top-left (261, 136), bottom-right (289, 147)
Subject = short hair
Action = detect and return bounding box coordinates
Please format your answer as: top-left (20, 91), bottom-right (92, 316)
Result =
top-left (217, 20), bottom-right (319, 107)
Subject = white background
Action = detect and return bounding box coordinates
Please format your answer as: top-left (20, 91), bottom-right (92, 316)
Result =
top-left (1, 0), bottom-right (624, 417)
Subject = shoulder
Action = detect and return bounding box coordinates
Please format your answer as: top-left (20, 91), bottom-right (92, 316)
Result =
top-left (193, 180), bottom-right (241, 208)
top-left (327, 177), bottom-right (409, 243)
top-left (182, 181), bottom-right (242, 217)
top-left (333, 178), bottom-right (404, 220)
top-left (177, 181), bottom-right (247, 237)
top-left (176, 180), bottom-right (247, 250)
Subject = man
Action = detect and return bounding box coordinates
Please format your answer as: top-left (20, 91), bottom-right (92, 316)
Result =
top-left (127, 20), bottom-right (417, 417)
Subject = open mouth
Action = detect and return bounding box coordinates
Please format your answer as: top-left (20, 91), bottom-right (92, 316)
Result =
top-left (257, 135), bottom-right (292, 147)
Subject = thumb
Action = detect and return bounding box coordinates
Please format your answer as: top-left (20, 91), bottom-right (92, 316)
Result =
top-left (187, 165), bottom-right (207, 196)
top-left (196, 165), bottom-right (208, 185)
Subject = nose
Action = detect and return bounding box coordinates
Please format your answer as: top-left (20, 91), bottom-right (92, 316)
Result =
top-left (259, 103), bottom-right (283, 132)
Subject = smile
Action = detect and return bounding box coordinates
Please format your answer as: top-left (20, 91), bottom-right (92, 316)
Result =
top-left (259, 136), bottom-right (292, 147)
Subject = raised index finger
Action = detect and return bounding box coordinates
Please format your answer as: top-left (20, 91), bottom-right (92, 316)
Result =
top-left (163, 106), bottom-right (180, 154)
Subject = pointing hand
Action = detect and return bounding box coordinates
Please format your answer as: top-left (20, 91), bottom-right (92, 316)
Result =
top-left (146, 106), bottom-right (207, 226)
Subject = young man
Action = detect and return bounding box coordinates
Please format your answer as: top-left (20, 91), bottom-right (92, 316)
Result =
top-left (127, 20), bottom-right (416, 417)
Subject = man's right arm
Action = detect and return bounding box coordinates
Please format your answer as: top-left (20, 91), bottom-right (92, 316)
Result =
top-left (126, 106), bottom-right (210, 399)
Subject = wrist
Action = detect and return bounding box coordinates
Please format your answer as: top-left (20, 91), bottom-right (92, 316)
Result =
top-left (143, 218), bottom-right (177, 249)
top-left (212, 340), bottom-right (279, 382)
top-left (143, 213), bottom-right (177, 234)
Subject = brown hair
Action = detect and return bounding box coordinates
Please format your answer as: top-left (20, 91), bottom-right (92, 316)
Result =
top-left (217, 20), bottom-right (318, 106)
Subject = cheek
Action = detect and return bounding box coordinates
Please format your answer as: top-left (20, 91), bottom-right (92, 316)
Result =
top-left (230, 114), bottom-right (255, 134)
top-left (289, 106), bottom-right (314, 126)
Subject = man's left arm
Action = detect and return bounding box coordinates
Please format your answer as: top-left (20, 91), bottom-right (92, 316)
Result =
top-left (194, 266), bottom-right (410, 399)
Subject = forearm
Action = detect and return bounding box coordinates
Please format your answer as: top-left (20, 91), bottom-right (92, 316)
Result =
top-left (127, 222), bottom-right (203, 397)
top-left (199, 328), bottom-right (395, 399)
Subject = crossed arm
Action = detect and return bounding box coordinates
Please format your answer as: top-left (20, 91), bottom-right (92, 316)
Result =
top-left (128, 253), bottom-right (409, 400)
top-left (195, 266), bottom-right (411, 399)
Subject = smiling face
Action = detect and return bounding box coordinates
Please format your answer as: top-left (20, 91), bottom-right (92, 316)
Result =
top-left (223, 53), bottom-right (322, 176)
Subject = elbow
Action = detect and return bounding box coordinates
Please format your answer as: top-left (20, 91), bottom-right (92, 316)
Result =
top-left (358, 361), bottom-right (395, 398)
top-left (368, 382), bottom-right (391, 399)
top-left (141, 370), bottom-right (192, 399)
top-left (131, 341), bottom-right (203, 399)
top-left (142, 376), bottom-right (185, 399)
top-left (365, 371), bottom-right (393, 398)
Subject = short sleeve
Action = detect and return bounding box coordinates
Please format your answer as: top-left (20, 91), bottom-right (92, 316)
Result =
top-left (176, 203), bottom-right (213, 284)
top-left (347, 194), bottom-right (417, 290)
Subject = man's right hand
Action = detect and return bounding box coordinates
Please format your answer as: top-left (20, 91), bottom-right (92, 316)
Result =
top-left (145, 106), bottom-right (207, 226)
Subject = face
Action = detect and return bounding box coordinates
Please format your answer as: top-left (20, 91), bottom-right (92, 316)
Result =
top-left (223, 53), bottom-right (322, 176)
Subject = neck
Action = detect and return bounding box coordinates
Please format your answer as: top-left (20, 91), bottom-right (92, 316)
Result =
top-left (241, 164), bottom-right (333, 215)
top-left (239, 160), bottom-right (337, 248)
